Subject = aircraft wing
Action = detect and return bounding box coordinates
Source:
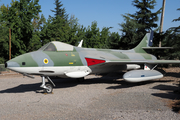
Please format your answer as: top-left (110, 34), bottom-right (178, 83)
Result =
top-left (85, 55), bottom-right (180, 67)
top-left (106, 59), bottom-right (180, 64)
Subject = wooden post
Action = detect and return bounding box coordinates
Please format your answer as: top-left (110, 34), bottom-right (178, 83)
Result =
top-left (9, 28), bottom-right (11, 60)
top-left (159, 0), bottom-right (166, 47)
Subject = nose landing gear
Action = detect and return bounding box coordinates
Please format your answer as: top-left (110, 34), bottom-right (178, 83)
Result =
top-left (40, 76), bottom-right (56, 93)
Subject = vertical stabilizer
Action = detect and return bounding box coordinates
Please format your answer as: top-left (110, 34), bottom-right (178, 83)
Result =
top-left (133, 31), bottom-right (154, 53)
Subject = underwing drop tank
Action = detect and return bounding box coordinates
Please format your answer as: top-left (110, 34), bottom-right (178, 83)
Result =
top-left (123, 70), bottom-right (163, 82)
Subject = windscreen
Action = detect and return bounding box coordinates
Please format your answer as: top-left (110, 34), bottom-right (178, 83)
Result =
top-left (44, 43), bottom-right (57, 51)
top-left (38, 43), bottom-right (49, 51)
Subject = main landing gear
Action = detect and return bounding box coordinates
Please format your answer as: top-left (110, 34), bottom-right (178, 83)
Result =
top-left (40, 76), bottom-right (56, 93)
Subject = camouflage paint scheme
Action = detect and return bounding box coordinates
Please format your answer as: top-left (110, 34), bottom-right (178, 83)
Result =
top-left (6, 31), bottom-right (180, 78)
top-left (5, 31), bottom-right (180, 93)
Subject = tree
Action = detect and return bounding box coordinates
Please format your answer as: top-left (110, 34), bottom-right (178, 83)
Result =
top-left (76, 25), bottom-right (86, 47)
top-left (119, 0), bottom-right (161, 49)
top-left (51, 0), bottom-right (68, 21)
top-left (0, 7), bottom-right (9, 63)
top-left (107, 32), bottom-right (121, 49)
top-left (67, 15), bottom-right (79, 45)
top-left (84, 21), bottom-right (100, 48)
top-left (41, 0), bottom-right (71, 45)
top-left (1, 0), bottom-right (41, 58)
top-left (30, 14), bottom-right (46, 51)
top-left (119, 15), bottom-right (139, 49)
top-left (161, 8), bottom-right (180, 60)
top-left (171, 8), bottom-right (180, 32)
top-left (99, 27), bottom-right (111, 49)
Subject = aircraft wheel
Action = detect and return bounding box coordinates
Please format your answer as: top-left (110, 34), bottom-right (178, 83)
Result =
top-left (44, 84), bottom-right (53, 93)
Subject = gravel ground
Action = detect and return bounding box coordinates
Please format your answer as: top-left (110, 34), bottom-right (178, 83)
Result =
top-left (0, 68), bottom-right (180, 120)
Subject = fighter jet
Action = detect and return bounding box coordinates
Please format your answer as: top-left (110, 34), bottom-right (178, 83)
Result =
top-left (5, 31), bottom-right (180, 93)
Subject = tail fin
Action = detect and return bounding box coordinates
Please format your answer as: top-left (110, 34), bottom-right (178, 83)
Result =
top-left (133, 31), bottom-right (154, 53)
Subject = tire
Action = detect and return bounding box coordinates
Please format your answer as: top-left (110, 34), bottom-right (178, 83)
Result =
top-left (44, 84), bottom-right (53, 93)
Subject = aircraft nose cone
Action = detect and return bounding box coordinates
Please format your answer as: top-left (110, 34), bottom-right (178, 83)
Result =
top-left (5, 61), bottom-right (20, 68)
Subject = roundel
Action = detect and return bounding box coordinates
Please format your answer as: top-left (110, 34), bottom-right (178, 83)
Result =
top-left (43, 58), bottom-right (49, 64)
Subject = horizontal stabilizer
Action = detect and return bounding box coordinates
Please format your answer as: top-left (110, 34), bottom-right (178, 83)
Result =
top-left (142, 47), bottom-right (173, 49)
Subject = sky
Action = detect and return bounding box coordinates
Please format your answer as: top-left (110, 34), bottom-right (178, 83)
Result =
top-left (0, 0), bottom-right (180, 34)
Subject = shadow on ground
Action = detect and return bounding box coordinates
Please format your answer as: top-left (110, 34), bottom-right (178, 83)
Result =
top-left (165, 72), bottom-right (180, 78)
top-left (0, 78), bottom-right (80, 94)
top-left (0, 73), bottom-right (180, 113)
top-left (0, 73), bottom-right (174, 94)
top-left (152, 83), bottom-right (180, 113)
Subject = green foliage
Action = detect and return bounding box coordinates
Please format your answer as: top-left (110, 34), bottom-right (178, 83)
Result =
top-left (0, 0), bottom-right (41, 59)
top-left (40, 0), bottom-right (71, 46)
top-left (99, 27), bottom-right (111, 49)
top-left (119, 0), bottom-right (161, 49)
top-left (0, 0), bottom-right (122, 64)
top-left (84, 21), bottom-right (100, 48)
top-left (0, 23), bottom-right (9, 62)
top-left (0, 57), bottom-right (5, 64)
top-left (171, 8), bottom-right (180, 32)
top-left (67, 15), bottom-right (79, 46)
top-left (162, 30), bottom-right (180, 59)
top-left (0, 7), bottom-right (9, 63)
top-left (119, 15), bottom-right (139, 49)
top-left (3, 0), bottom-right (180, 65)
top-left (172, 8), bottom-right (180, 22)
top-left (107, 32), bottom-right (121, 49)
top-left (76, 25), bottom-right (87, 46)
top-left (158, 8), bottom-right (180, 61)
top-left (51, 0), bottom-right (68, 20)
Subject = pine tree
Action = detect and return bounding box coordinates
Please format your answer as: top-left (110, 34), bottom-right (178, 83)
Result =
top-left (51, 0), bottom-right (68, 21)
top-left (76, 25), bottom-right (86, 47)
top-left (119, 15), bottom-right (139, 49)
top-left (119, 0), bottom-right (161, 49)
top-left (100, 27), bottom-right (111, 49)
top-left (84, 21), bottom-right (100, 48)
top-left (107, 32), bottom-right (121, 49)
top-left (171, 8), bottom-right (180, 32)
top-left (30, 14), bottom-right (46, 52)
top-left (68, 15), bottom-right (79, 45)
top-left (130, 0), bottom-right (160, 32)
top-left (162, 8), bottom-right (180, 60)
top-left (41, 0), bottom-right (70, 45)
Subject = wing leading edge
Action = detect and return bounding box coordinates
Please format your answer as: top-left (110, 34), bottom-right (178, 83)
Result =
top-left (85, 57), bottom-right (180, 67)
top-left (105, 59), bottom-right (180, 64)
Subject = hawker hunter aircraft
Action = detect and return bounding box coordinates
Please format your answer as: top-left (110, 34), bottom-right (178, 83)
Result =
top-left (5, 31), bottom-right (180, 93)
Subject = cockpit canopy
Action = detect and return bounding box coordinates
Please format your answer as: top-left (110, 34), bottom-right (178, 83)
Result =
top-left (38, 41), bottom-right (74, 51)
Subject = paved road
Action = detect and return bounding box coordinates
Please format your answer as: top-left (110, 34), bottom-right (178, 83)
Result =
top-left (0, 74), bottom-right (179, 120)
